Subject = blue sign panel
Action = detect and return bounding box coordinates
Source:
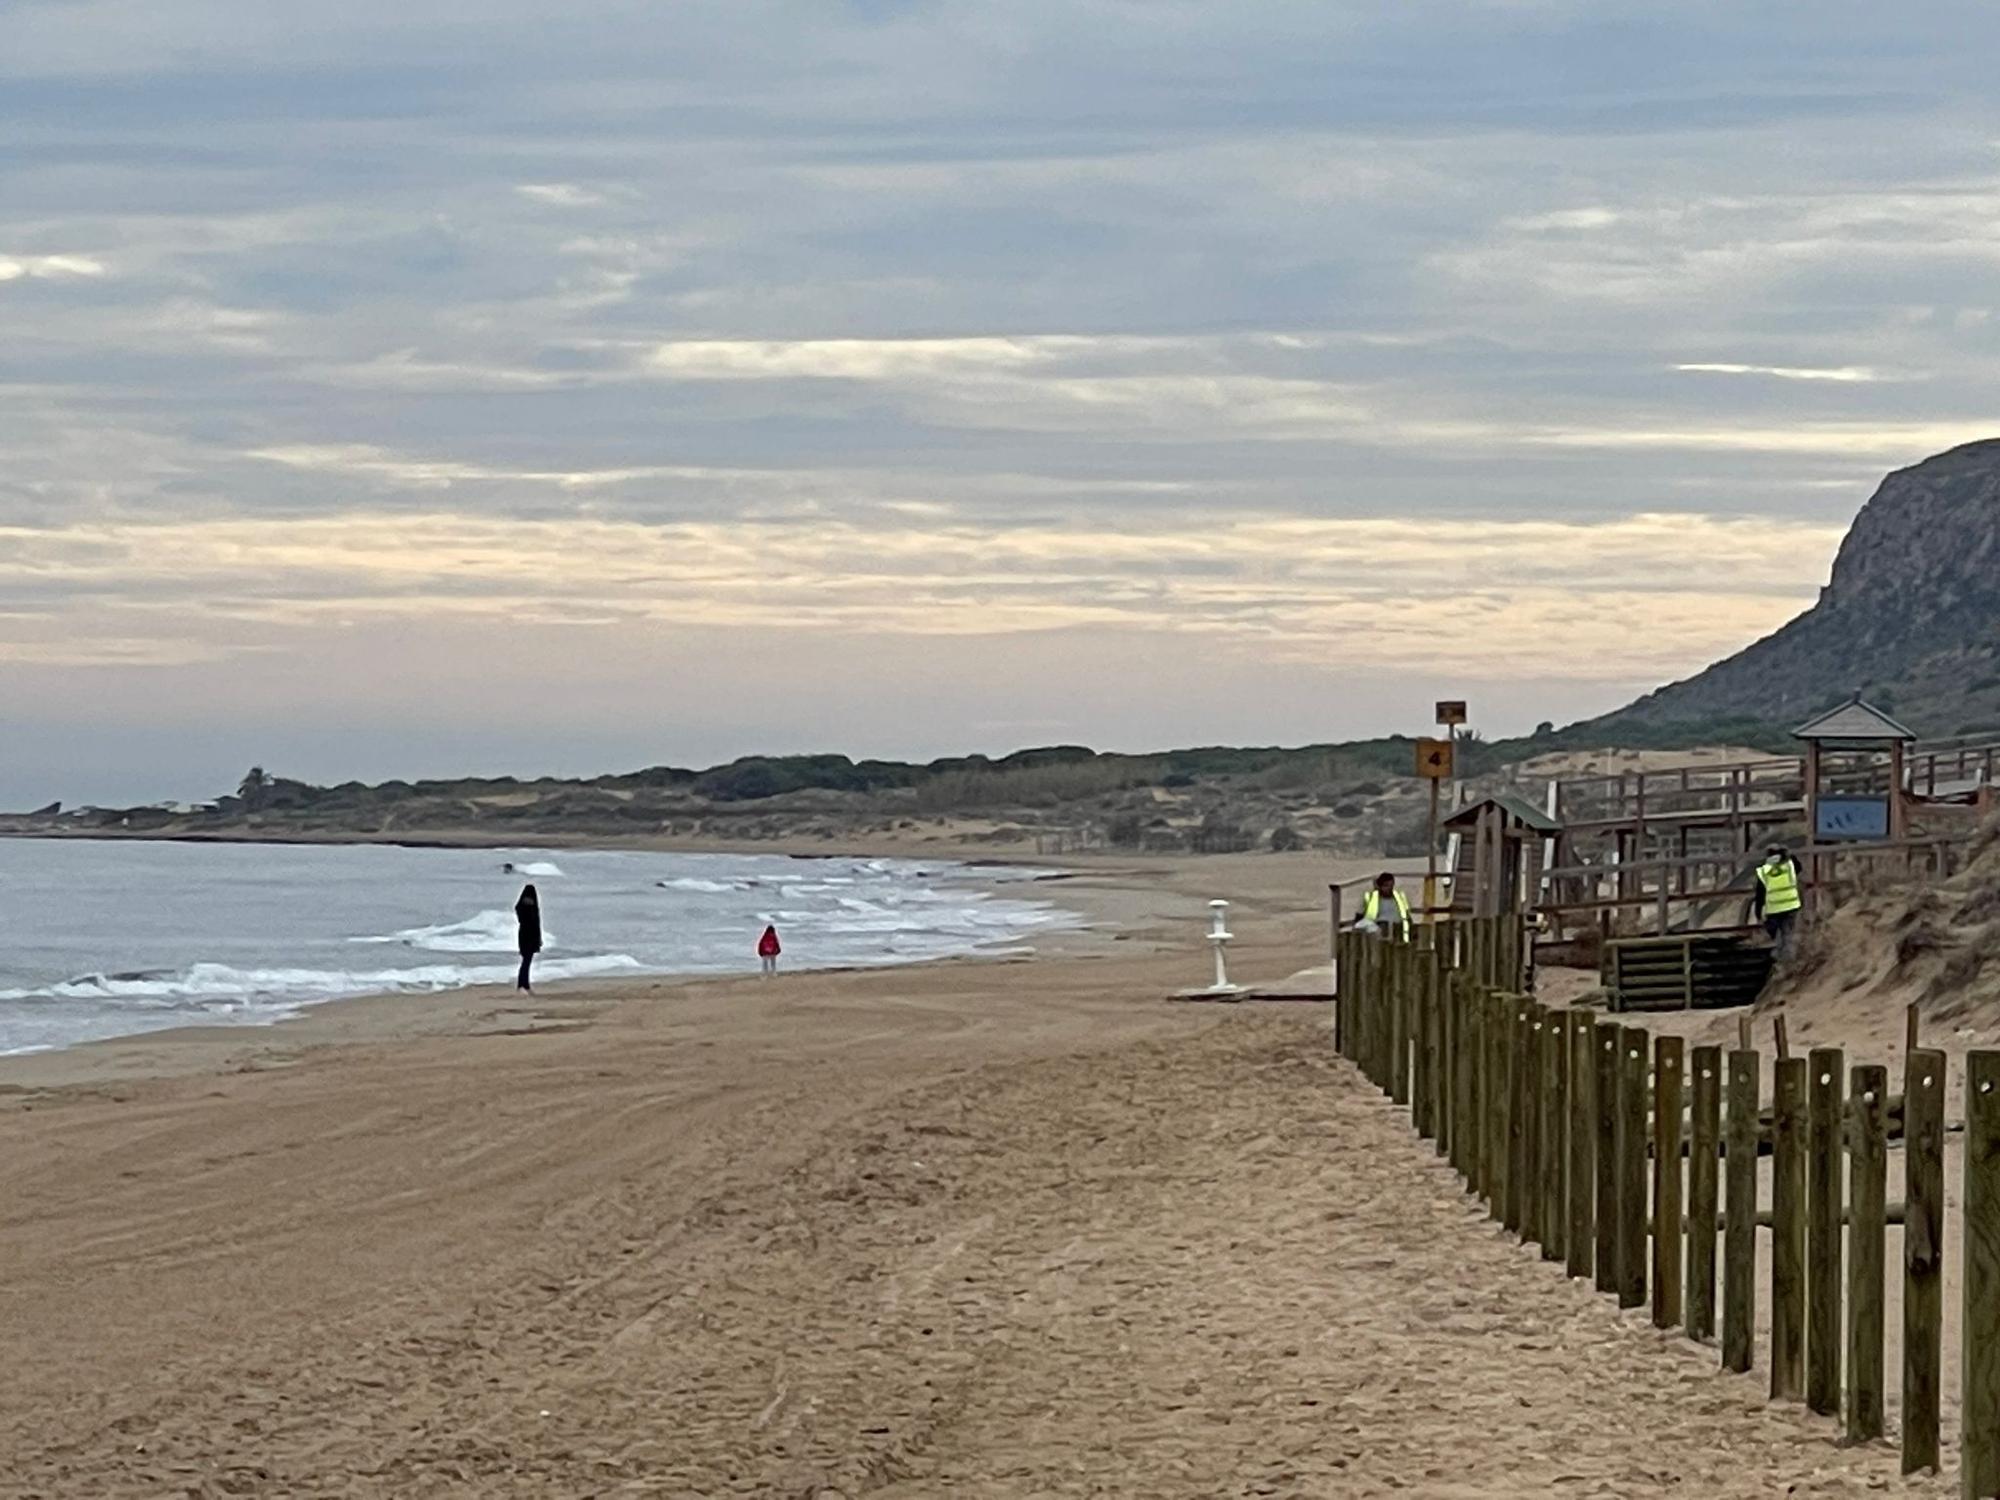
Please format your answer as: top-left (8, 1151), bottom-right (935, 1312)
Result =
top-left (1815, 795), bottom-right (1890, 841)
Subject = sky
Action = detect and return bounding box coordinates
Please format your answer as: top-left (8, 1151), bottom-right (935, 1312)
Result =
top-left (7, 1), bottom-right (2000, 806)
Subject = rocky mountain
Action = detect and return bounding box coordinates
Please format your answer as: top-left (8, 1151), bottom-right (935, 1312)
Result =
top-left (1588, 439), bottom-right (2000, 739)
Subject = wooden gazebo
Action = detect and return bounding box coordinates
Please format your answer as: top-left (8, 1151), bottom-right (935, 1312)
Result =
top-left (1793, 696), bottom-right (1917, 844)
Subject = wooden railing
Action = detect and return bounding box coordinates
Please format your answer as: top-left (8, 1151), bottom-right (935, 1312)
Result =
top-left (1548, 736), bottom-right (2000, 833)
top-left (1533, 835), bottom-right (1972, 936)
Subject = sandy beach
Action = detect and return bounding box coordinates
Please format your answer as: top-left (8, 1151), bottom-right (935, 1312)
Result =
top-left (0, 852), bottom-right (1952, 1496)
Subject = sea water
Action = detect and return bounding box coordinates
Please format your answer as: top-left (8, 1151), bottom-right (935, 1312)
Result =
top-left (0, 840), bottom-right (1081, 1056)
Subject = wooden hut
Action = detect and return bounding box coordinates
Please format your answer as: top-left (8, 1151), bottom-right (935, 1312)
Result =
top-left (1444, 791), bottom-right (1562, 917)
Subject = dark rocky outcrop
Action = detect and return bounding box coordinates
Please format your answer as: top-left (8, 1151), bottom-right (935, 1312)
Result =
top-left (1590, 439), bottom-right (2000, 738)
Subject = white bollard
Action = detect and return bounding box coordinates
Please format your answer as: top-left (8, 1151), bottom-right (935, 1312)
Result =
top-left (1201, 899), bottom-right (1242, 996)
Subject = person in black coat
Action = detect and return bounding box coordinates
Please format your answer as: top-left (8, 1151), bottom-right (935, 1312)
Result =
top-left (515, 884), bottom-right (542, 991)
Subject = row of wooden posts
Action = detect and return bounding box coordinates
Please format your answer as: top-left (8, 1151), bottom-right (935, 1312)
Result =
top-left (1333, 915), bottom-right (2000, 1497)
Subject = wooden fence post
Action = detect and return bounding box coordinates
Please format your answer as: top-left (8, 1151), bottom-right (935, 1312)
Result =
top-left (1390, 946), bottom-right (1411, 1108)
top-left (1350, 935), bottom-right (1369, 1074)
top-left (1364, 938), bottom-right (1384, 1088)
top-left (1453, 975), bottom-right (1477, 1185)
top-left (1688, 1044), bottom-right (1721, 1342)
top-left (1723, 1047), bottom-right (1759, 1374)
top-left (1431, 952), bottom-right (1451, 1157)
top-left (1807, 1047), bottom-right (1845, 1416)
top-left (1541, 1011), bottom-right (1566, 1263)
top-left (1964, 1051), bottom-right (2000, 1498)
top-left (1905, 1048), bottom-right (1946, 1474)
top-left (1847, 1063), bottom-right (1887, 1445)
top-left (1618, 1025), bottom-right (1649, 1311)
top-left (1511, 997), bottom-right (1535, 1238)
top-left (1652, 1035), bottom-right (1684, 1329)
top-left (1771, 1055), bottom-right (1808, 1401)
top-left (1411, 948), bottom-right (1432, 1135)
top-left (1566, 1009), bottom-right (1595, 1281)
top-left (1352, 936), bottom-right (1368, 1064)
top-left (1594, 1019), bottom-right (1621, 1297)
top-left (1518, 1001), bottom-right (1541, 1243)
top-left (1487, 991), bottom-right (1511, 1220)
top-left (1375, 940), bottom-right (1392, 1093)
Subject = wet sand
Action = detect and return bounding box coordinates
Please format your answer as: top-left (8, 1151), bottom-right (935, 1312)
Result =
top-left (0, 854), bottom-right (1951, 1496)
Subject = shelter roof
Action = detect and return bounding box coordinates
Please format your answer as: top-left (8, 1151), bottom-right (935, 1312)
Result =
top-left (1792, 696), bottom-right (1917, 742)
top-left (1442, 790), bottom-right (1562, 835)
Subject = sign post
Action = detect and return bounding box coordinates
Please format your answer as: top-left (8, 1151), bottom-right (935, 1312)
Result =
top-left (1425, 701), bottom-right (1467, 918)
top-left (1416, 736), bottom-right (1455, 918)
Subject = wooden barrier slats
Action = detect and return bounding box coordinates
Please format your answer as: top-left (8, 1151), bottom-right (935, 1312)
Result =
top-left (1618, 1026), bottom-right (1649, 1310)
top-left (1723, 1048), bottom-right (1759, 1374)
top-left (1772, 1056), bottom-right (1808, 1401)
top-left (1652, 1035), bottom-right (1684, 1330)
top-left (1595, 1020), bottom-right (1621, 1297)
top-left (1807, 1047), bottom-right (1844, 1416)
top-left (1487, 991), bottom-right (1511, 1219)
top-left (1687, 1044), bottom-right (1720, 1342)
top-left (1847, 1062), bottom-right (1887, 1445)
top-left (1566, 1010), bottom-right (1595, 1282)
top-left (1329, 919), bottom-right (2000, 1482)
top-left (1507, 997), bottom-right (1531, 1236)
top-left (1540, 1012), bottom-right (1566, 1263)
top-left (1905, 1048), bottom-right (1946, 1475)
top-left (1965, 1051), bottom-right (2000, 1498)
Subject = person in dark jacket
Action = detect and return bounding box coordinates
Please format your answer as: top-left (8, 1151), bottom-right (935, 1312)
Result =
top-left (757, 923), bottom-right (782, 978)
top-left (515, 884), bottom-right (542, 991)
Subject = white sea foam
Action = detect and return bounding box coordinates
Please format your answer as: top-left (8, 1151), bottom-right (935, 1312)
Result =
top-left (0, 953), bottom-right (641, 1008)
top-left (504, 860), bottom-right (565, 877)
top-left (352, 907), bottom-right (544, 954)
top-left (0, 843), bottom-right (1083, 1057)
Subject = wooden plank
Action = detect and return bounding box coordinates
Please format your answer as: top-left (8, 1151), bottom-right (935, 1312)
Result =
top-left (1389, 945), bottom-right (1411, 1107)
top-left (1452, 974), bottom-right (1477, 1185)
top-left (1807, 1048), bottom-right (1844, 1416)
top-left (1594, 1020), bottom-right (1621, 1297)
top-left (1519, 1001), bottom-right (1542, 1243)
top-left (1846, 1063), bottom-right (1887, 1445)
top-left (1487, 990), bottom-right (1511, 1221)
top-left (1351, 933), bottom-right (1368, 1072)
top-left (1541, 1011), bottom-right (1566, 1263)
top-left (1440, 952), bottom-right (1456, 1160)
top-left (1964, 1051), bottom-right (2000, 1498)
top-left (1337, 931), bottom-right (1353, 1056)
top-left (1411, 948), bottom-right (1432, 1135)
top-left (1688, 1044), bottom-right (1721, 1342)
top-left (1652, 1035), bottom-right (1684, 1329)
top-left (1566, 1009), bottom-right (1595, 1282)
top-left (1618, 1025), bottom-right (1649, 1310)
top-left (1905, 1047), bottom-right (1945, 1475)
top-left (1771, 1055), bottom-right (1807, 1401)
top-left (1505, 996), bottom-right (1529, 1236)
top-left (1369, 937), bottom-right (1386, 1082)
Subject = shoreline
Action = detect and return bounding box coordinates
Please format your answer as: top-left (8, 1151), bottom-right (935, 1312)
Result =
top-left (0, 850), bottom-right (1380, 1093)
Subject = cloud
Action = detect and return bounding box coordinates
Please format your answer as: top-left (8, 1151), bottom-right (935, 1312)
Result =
top-left (0, 508), bottom-right (1840, 682)
top-left (9, 0), bottom-right (2000, 798)
top-left (0, 253), bottom-right (106, 281)
top-left (514, 182), bottom-right (605, 207)
top-left (1673, 362), bottom-right (1904, 382)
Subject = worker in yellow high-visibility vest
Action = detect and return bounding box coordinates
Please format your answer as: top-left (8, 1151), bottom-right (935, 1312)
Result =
top-left (1752, 843), bottom-right (1803, 960)
top-left (1360, 871), bottom-right (1412, 942)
